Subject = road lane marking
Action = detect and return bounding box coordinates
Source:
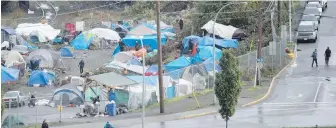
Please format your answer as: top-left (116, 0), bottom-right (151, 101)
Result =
top-left (263, 102), bottom-right (336, 105)
top-left (314, 82), bottom-right (322, 102)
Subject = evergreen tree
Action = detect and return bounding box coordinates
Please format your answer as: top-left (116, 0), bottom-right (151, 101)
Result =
top-left (215, 49), bottom-right (241, 128)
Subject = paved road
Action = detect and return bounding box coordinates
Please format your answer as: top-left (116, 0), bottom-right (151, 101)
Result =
top-left (51, 1), bottom-right (336, 128)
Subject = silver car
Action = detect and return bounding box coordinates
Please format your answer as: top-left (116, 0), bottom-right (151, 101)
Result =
top-left (2, 91), bottom-right (26, 108)
top-left (303, 7), bottom-right (321, 21)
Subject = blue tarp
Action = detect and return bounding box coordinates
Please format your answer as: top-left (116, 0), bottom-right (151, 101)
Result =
top-left (203, 57), bottom-right (222, 72)
top-left (165, 56), bottom-right (191, 72)
top-left (27, 70), bottom-right (54, 86)
top-left (122, 35), bottom-right (167, 50)
top-left (197, 46), bottom-right (222, 61)
top-left (1, 66), bottom-right (19, 83)
top-left (71, 33), bottom-right (94, 50)
top-left (145, 65), bottom-right (159, 75)
top-left (60, 47), bottom-right (74, 57)
top-left (190, 53), bottom-right (204, 64)
top-left (126, 76), bottom-right (157, 86)
top-left (182, 35), bottom-right (202, 50)
top-left (198, 36), bottom-right (238, 49)
top-left (128, 57), bottom-right (142, 66)
top-left (112, 44), bottom-right (121, 56)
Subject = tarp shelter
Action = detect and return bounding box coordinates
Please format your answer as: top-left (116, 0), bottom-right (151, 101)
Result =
top-left (122, 35), bottom-right (167, 50)
top-left (50, 83), bottom-right (84, 106)
top-left (5, 51), bottom-right (25, 67)
top-left (1, 66), bottom-right (20, 83)
top-left (128, 24), bottom-right (157, 36)
top-left (198, 36), bottom-right (238, 49)
top-left (113, 52), bottom-right (134, 63)
top-left (27, 49), bottom-right (64, 68)
top-left (88, 72), bottom-right (138, 87)
top-left (27, 70), bottom-right (55, 86)
top-left (90, 28), bottom-right (121, 41)
top-left (175, 79), bottom-right (193, 97)
top-left (15, 23), bottom-right (60, 43)
top-left (201, 20), bottom-right (238, 39)
top-left (197, 46), bottom-right (222, 61)
top-left (105, 60), bottom-right (145, 75)
top-left (181, 64), bottom-right (208, 90)
top-left (70, 31), bottom-right (95, 50)
top-left (165, 56), bottom-right (191, 72)
top-left (1, 26), bottom-right (16, 43)
top-left (182, 35), bottom-right (201, 53)
top-left (202, 57), bottom-right (221, 72)
top-left (12, 45), bottom-right (29, 55)
top-left (145, 65), bottom-right (159, 76)
top-left (2, 115), bottom-right (24, 128)
top-left (60, 47), bottom-right (74, 57)
top-left (84, 86), bottom-right (109, 112)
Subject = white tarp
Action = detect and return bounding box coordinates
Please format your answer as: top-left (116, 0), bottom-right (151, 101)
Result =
top-left (201, 20), bottom-right (238, 39)
top-left (114, 52), bottom-right (133, 63)
top-left (76, 21), bottom-right (85, 31)
top-left (1, 41), bottom-right (9, 48)
top-left (106, 60), bottom-right (146, 75)
top-left (5, 51), bottom-right (25, 67)
top-left (127, 85), bottom-right (156, 109)
top-left (175, 79), bottom-right (193, 97)
top-left (15, 23), bottom-right (61, 41)
top-left (89, 28), bottom-right (121, 41)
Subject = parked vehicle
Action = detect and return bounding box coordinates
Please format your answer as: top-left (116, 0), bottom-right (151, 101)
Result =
top-left (303, 7), bottom-right (321, 22)
top-left (296, 22), bottom-right (318, 43)
top-left (307, 0), bottom-right (327, 11)
top-left (2, 91), bottom-right (26, 108)
top-left (302, 14), bottom-right (319, 29)
top-left (306, 2), bottom-right (322, 13)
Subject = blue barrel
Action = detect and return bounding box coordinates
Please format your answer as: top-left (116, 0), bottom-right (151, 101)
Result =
top-left (106, 102), bottom-right (116, 116)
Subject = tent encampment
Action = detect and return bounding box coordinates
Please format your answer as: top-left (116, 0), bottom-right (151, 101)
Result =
top-left (1, 66), bottom-right (20, 83)
top-left (90, 28), bottom-right (121, 41)
top-left (122, 35), bottom-right (167, 50)
top-left (27, 49), bottom-right (64, 69)
top-left (182, 35), bottom-right (201, 54)
top-left (4, 51), bottom-right (25, 67)
top-left (71, 31), bottom-right (95, 50)
top-left (201, 20), bottom-right (238, 39)
top-left (197, 46), bottom-right (222, 61)
top-left (15, 23), bottom-right (61, 43)
top-left (50, 83), bottom-right (84, 106)
top-left (27, 70), bottom-right (55, 87)
top-left (60, 47), bottom-right (74, 57)
top-left (198, 36), bottom-right (238, 49)
top-left (165, 56), bottom-right (191, 72)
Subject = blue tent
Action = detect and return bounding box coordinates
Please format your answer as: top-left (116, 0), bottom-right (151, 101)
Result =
top-left (51, 83), bottom-right (84, 106)
top-left (190, 53), bottom-right (204, 64)
top-left (165, 56), bottom-right (191, 72)
top-left (198, 36), bottom-right (238, 49)
top-left (70, 32), bottom-right (95, 50)
top-left (60, 47), bottom-right (74, 57)
top-left (27, 70), bottom-right (55, 86)
top-left (202, 57), bottom-right (222, 72)
top-left (182, 35), bottom-right (202, 51)
top-left (1, 66), bottom-right (20, 83)
top-left (112, 44), bottom-right (121, 56)
top-left (126, 76), bottom-right (157, 86)
top-left (197, 46), bottom-right (222, 61)
top-left (122, 35), bottom-right (167, 50)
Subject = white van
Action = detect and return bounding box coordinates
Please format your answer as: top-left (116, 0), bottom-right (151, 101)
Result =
top-left (307, 0), bottom-right (327, 11)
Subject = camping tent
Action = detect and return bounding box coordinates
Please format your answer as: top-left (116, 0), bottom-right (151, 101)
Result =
top-left (122, 35), bottom-right (167, 50)
top-left (15, 23), bottom-right (60, 43)
top-left (60, 47), bottom-right (74, 57)
top-left (4, 51), bottom-right (25, 67)
top-left (198, 36), bottom-right (238, 49)
top-left (1, 66), bottom-right (20, 83)
top-left (202, 57), bottom-right (221, 72)
top-left (176, 79), bottom-right (193, 97)
top-left (197, 46), bottom-right (222, 61)
top-left (71, 31), bottom-right (95, 50)
top-left (12, 45), bottom-right (29, 55)
top-left (27, 70), bottom-right (55, 87)
top-left (50, 83), bottom-right (84, 106)
top-left (90, 28), bottom-right (121, 41)
top-left (2, 115), bottom-right (24, 128)
top-left (201, 20), bottom-right (238, 39)
top-left (106, 60), bottom-right (145, 75)
top-left (165, 56), bottom-right (191, 80)
top-left (27, 49), bottom-right (64, 68)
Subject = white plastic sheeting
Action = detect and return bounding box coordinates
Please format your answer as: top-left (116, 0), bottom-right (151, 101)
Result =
top-left (201, 20), bottom-right (238, 39)
top-left (127, 84), bottom-right (156, 110)
top-left (5, 51), bottom-right (25, 67)
top-left (106, 60), bottom-right (146, 75)
top-left (175, 79), bottom-right (193, 97)
top-left (15, 23), bottom-right (61, 41)
top-left (113, 52), bottom-right (134, 63)
top-left (89, 28), bottom-right (121, 41)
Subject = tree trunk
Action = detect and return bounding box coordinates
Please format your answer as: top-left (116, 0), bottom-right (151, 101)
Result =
top-left (225, 116), bottom-right (229, 128)
top-left (226, 119), bottom-right (228, 128)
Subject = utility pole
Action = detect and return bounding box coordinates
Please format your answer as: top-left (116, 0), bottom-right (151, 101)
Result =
top-left (156, 1), bottom-right (165, 113)
top-left (256, 1), bottom-right (263, 86)
top-left (289, 0), bottom-right (292, 42)
top-left (278, 1), bottom-right (281, 29)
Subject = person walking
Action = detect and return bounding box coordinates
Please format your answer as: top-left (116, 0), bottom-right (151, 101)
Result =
top-left (325, 47), bottom-right (331, 66)
top-left (42, 119), bottom-right (49, 128)
top-left (78, 59), bottom-right (85, 75)
top-left (311, 49), bottom-right (318, 67)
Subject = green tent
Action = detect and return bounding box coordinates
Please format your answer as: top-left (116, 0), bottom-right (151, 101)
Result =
top-left (2, 115), bottom-right (24, 128)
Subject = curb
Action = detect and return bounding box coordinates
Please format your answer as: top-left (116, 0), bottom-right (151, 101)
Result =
top-left (178, 111), bottom-right (217, 119)
top-left (241, 43), bottom-right (298, 107)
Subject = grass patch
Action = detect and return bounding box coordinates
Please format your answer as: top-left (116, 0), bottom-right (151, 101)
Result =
top-left (247, 86), bottom-right (261, 91)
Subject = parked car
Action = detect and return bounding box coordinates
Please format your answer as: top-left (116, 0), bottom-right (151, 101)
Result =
top-left (296, 22), bottom-right (318, 43)
top-left (303, 7), bottom-right (321, 22)
top-left (307, 0), bottom-right (327, 11)
top-left (2, 91), bottom-right (26, 108)
top-left (306, 2), bottom-right (322, 13)
top-left (302, 14), bottom-right (319, 28)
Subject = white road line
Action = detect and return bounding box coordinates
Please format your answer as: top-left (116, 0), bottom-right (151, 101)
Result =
top-left (263, 102), bottom-right (336, 105)
top-left (314, 82), bottom-right (322, 102)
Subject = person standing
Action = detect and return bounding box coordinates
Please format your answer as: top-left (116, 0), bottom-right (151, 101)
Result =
top-left (176, 16), bottom-right (184, 30)
top-left (42, 119), bottom-right (48, 128)
top-left (325, 47), bottom-right (331, 66)
top-left (78, 59), bottom-right (85, 75)
top-left (311, 49), bottom-right (318, 67)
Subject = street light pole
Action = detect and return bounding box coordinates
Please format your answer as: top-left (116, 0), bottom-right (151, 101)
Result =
top-left (212, 2), bottom-right (247, 105)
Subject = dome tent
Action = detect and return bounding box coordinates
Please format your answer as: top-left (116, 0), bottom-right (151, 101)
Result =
top-left (60, 47), bottom-right (74, 57)
top-left (1, 66), bottom-right (20, 83)
top-left (27, 49), bottom-right (64, 69)
top-left (27, 70), bottom-right (55, 87)
top-left (50, 83), bottom-right (84, 106)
